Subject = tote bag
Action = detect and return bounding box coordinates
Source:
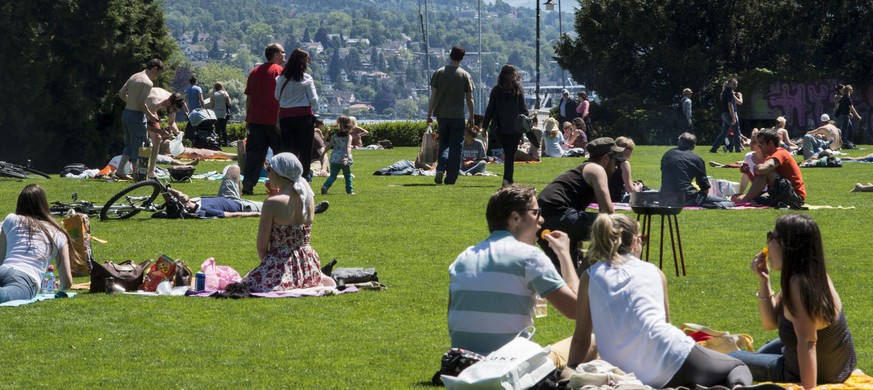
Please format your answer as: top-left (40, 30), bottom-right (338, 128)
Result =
top-left (441, 327), bottom-right (555, 390)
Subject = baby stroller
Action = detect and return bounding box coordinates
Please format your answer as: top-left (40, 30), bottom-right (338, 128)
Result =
top-left (187, 108), bottom-right (221, 150)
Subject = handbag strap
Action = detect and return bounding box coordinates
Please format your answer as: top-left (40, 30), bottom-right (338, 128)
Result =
top-left (279, 77), bottom-right (291, 100)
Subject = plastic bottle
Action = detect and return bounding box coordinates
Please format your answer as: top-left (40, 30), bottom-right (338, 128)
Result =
top-left (42, 265), bottom-right (56, 295)
top-left (135, 142), bottom-right (151, 181)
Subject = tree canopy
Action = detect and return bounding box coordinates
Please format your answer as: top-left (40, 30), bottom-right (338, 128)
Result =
top-left (0, 0), bottom-right (179, 170)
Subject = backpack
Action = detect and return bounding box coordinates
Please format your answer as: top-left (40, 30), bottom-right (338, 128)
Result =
top-left (676, 96), bottom-right (687, 118)
top-left (62, 213), bottom-right (94, 276)
top-left (60, 163), bottom-right (89, 177)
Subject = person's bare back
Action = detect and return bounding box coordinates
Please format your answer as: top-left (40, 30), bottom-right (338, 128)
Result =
top-left (119, 70), bottom-right (154, 112)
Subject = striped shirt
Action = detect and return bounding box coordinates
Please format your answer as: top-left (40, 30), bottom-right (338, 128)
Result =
top-left (448, 230), bottom-right (565, 355)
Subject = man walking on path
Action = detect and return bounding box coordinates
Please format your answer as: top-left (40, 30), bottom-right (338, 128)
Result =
top-left (116, 59), bottom-right (164, 180)
top-left (242, 43), bottom-right (285, 195)
top-left (680, 88), bottom-right (693, 134)
top-left (427, 45), bottom-right (475, 185)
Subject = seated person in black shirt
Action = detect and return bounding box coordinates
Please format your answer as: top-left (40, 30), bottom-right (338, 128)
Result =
top-left (537, 137), bottom-right (624, 271)
top-left (661, 133), bottom-right (733, 208)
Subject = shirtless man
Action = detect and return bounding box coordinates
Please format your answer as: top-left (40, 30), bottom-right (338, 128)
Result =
top-left (143, 88), bottom-right (185, 178)
top-left (117, 59), bottom-right (164, 180)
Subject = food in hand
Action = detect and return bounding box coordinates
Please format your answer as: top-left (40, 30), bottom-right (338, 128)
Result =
top-left (762, 247), bottom-right (769, 261)
top-left (540, 229), bottom-right (551, 239)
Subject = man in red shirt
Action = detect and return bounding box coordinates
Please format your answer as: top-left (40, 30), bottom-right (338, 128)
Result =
top-left (732, 128), bottom-right (806, 208)
top-left (242, 43), bottom-right (285, 195)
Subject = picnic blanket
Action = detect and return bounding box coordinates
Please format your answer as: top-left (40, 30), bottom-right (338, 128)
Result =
top-left (589, 203), bottom-right (854, 212)
top-left (185, 285), bottom-right (358, 298)
top-left (0, 291), bottom-right (78, 307)
top-left (772, 369), bottom-right (873, 389)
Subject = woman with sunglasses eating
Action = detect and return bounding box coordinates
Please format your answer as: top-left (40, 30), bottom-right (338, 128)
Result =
top-left (730, 214), bottom-right (856, 388)
top-left (566, 213), bottom-right (755, 389)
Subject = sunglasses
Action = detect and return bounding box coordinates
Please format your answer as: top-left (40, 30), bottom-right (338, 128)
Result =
top-left (528, 208), bottom-right (541, 217)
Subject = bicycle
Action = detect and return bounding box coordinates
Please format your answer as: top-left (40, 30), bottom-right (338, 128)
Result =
top-left (50, 193), bottom-right (103, 217)
top-left (50, 180), bottom-right (194, 221)
top-left (99, 179), bottom-right (194, 221)
top-left (0, 160), bottom-right (51, 179)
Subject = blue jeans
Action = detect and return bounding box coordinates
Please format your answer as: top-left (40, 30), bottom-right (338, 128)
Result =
top-left (686, 192), bottom-right (734, 209)
top-left (461, 160), bottom-right (487, 175)
top-left (802, 134), bottom-right (829, 160)
top-left (122, 109), bottom-right (148, 168)
top-left (323, 162), bottom-right (354, 194)
top-left (729, 338), bottom-right (789, 382)
top-left (0, 266), bottom-right (38, 303)
top-left (711, 112), bottom-right (742, 152)
top-left (435, 118), bottom-right (466, 184)
top-left (837, 114), bottom-right (854, 144)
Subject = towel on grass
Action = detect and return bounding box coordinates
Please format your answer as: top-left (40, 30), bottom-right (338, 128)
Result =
top-left (772, 369), bottom-right (873, 389)
top-left (0, 291), bottom-right (77, 307)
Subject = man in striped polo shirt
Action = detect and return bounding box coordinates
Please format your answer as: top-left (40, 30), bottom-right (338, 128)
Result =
top-left (447, 185), bottom-right (580, 360)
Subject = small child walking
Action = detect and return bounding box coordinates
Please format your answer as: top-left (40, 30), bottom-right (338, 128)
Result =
top-left (322, 116), bottom-right (355, 195)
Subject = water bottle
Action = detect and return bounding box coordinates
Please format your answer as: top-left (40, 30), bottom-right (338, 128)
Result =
top-left (135, 142), bottom-right (151, 181)
top-left (42, 265), bottom-right (56, 295)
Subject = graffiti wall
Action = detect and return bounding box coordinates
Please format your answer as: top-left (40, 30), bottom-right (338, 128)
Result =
top-left (747, 80), bottom-right (871, 139)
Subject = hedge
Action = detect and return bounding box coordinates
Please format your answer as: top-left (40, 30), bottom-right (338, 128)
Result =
top-left (225, 120), bottom-right (431, 147)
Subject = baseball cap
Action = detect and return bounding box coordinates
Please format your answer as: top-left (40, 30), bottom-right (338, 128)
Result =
top-left (821, 113), bottom-right (831, 122)
top-left (586, 137), bottom-right (625, 158)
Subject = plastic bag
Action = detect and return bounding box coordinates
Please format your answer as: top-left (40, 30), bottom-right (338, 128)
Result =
top-left (201, 257), bottom-right (242, 290)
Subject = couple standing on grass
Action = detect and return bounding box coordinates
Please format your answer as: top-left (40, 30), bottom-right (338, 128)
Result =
top-left (447, 182), bottom-right (855, 388)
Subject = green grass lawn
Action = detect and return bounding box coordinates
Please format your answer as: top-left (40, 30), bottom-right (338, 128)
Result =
top-left (1, 145), bottom-right (871, 388)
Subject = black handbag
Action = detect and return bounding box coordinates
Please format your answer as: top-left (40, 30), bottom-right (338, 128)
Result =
top-left (89, 259), bottom-right (152, 293)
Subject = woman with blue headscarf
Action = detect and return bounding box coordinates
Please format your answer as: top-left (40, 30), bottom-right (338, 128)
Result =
top-left (242, 153), bottom-right (335, 291)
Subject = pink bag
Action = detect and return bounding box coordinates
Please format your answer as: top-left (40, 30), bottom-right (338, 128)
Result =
top-left (200, 257), bottom-right (242, 290)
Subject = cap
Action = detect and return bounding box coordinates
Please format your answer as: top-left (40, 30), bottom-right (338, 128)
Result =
top-left (562, 89), bottom-right (569, 95)
top-left (820, 113), bottom-right (831, 122)
top-left (586, 137), bottom-right (625, 158)
top-left (683, 88), bottom-right (693, 94)
top-left (268, 152), bottom-right (303, 181)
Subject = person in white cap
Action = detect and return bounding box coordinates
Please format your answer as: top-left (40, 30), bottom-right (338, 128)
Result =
top-left (241, 153), bottom-right (336, 292)
top-left (680, 88), bottom-right (693, 133)
top-left (801, 114), bottom-right (841, 160)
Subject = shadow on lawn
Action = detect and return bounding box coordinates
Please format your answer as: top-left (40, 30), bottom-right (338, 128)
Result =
top-left (390, 183), bottom-right (500, 188)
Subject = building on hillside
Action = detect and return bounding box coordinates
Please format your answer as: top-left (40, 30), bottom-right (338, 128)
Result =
top-left (301, 41), bottom-right (324, 55)
top-left (346, 38), bottom-right (370, 47)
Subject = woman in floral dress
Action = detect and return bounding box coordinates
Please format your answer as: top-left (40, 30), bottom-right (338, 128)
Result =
top-left (242, 153), bottom-right (335, 292)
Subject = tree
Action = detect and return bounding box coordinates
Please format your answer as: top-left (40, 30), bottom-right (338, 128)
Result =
top-left (328, 49), bottom-right (343, 83)
top-left (395, 98), bottom-right (419, 119)
top-left (246, 22), bottom-right (274, 57)
top-left (372, 88), bottom-right (397, 114)
top-left (0, 0), bottom-right (178, 170)
top-left (314, 26), bottom-right (332, 50)
top-left (209, 40), bottom-right (223, 59)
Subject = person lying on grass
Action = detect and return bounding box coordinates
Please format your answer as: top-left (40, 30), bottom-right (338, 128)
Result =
top-left (729, 214), bottom-right (856, 389)
top-left (1, 184), bottom-right (75, 302)
top-left (163, 164), bottom-right (328, 219)
top-left (447, 185), bottom-right (589, 367)
top-left (241, 153), bottom-right (335, 292)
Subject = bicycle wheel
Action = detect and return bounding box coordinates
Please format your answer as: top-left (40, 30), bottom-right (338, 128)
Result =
top-left (100, 180), bottom-right (162, 221)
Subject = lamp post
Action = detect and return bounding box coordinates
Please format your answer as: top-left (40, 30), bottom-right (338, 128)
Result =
top-left (544, 0), bottom-right (565, 89)
top-left (535, 0), bottom-right (541, 109)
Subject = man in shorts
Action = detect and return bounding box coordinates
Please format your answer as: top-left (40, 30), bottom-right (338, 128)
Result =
top-left (732, 128), bottom-right (806, 208)
top-left (116, 59), bottom-right (163, 179)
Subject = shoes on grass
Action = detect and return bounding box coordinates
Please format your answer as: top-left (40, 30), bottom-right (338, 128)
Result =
top-left (314, 201), bottom-right (329, 214)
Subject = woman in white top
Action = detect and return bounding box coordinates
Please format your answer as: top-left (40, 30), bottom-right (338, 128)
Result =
top-left (0, 184), bottom-right (74, 302)
top-left (567, 213), bottom-right (753, 389)
top-left (275, 48), bottom-right (319, 179)
top-left (207, 82), bottom-right (232, 146)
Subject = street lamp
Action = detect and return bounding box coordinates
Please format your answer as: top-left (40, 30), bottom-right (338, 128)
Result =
top-left (535, 0), bottom-right (541, 109)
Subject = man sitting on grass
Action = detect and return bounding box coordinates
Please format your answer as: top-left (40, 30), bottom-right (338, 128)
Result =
top-left (162, 164), bottom-right (328, 218)
top-left (448, 185), bottom-right (594, 367)
top-left (731, 128), bottom-right (806, 208)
